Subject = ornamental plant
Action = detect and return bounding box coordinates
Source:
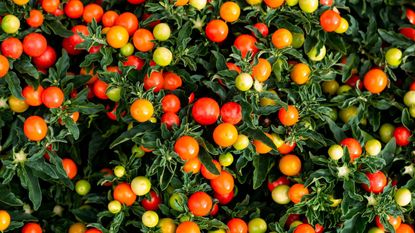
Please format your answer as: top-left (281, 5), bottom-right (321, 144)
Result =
top-left (0, 0), bottom-right (415, 233)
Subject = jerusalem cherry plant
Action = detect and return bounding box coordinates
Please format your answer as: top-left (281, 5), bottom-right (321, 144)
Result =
top-left (0, 0), bottom-right (415, 233)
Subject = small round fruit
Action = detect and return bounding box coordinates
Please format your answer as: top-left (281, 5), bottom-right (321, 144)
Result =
top-left (335, 18), bottom-right (349, 34)
top-left (404, 91), bottom-right (415, 107)
top-left (0, 210), bottom-right (11, 232)
top-left (142, 211), bottom-right (159, 228)
top-left (286, 0), bottom-right (299, 6)
top-left (395, 188), bottom-right (412, 206)
top-left (288, 184), bottom-right (309, 204)
top-left (213, 123), bottom-right (238, 147)
top-left (340, 138), bottom-right (362, 162)
top-left (363, 68), bottom-right (388, 94)
top-left (272, 185), bottom-right (290, 204)
top-left (364, 139), bottom-right (382, 156)
top-left (189, 0), bottom-right (207, 10)
top-left (42, 86), bottom-right (65, 108)
top-left (394, 126), bottom-right (411, 147)
top-left (385, 48), bottom-right (402, 67)
top-left (291, 63), bottom-right (311, 85)
top-left (279, 154), bottom-right (301, 176)
top-left (396, 224), bottom-right (415, 233)
top-left (362, 171), bottom-right (387, 194)
top-left (192, 97), bottom-right (220, 125)
top-left (24, 116), bottom-right (48, 141)
top-left (153, 47), bottom-right (173, 66)
top-left (291, 33), bottom-right (305, 48)
top-left (176, 221), bottom-right (200, 233)
top-left (131, 176), bottom-right (151, 196)
top-left (114, 165), bottom-right (126, 178)
top-left (294, 224), bottom-right (315, 233)
top-left (22, 223), bottom-right (42, 233)
top-left (188, 191), bottom-right (213, 217)
top-left (108, 200), bottom-right (122, 214)
top-left (299, 0), bottom-right (318, 13)
top-left (174, 135), bottom-right (199, 160)
top-left (8, 95), bottom-right (29, 113)
top-left (153, 23), bottom-right (171, 41)
top-left (113, 183), bottom-right (136, 206)
top-left (320, 10), bottom-right (341, 32)
top-left (68, 223), bottom-right (86, 233)
top-left (328, 144), bottom-right (343, 160)
top-left (307, 45), bottom-right (326, 61)
top-left (106, 26), bottom-right (129, 49)
top-left (120, 43), bottom-right (134, 56)
top-left (220, 2), bottom-right (240, 22)
top-left (158, 218), bottom-right (176, 233)
top-left (235, 73), bottom-right (253, 91)
top-left (75, 180), bottom-right (91, 196)
top-left (211, 171), bottom-right (234, 195)
top-left (278, 105), bottom-right (299, 126)
top-left (368, 227), bottom-right (384, 233)
top-left (62, 158), bottom-right (78, 179)
top-left (379, 123), bottom-right (395, 143)
top-left (272, 28), bottom-right (292, 49)
top-left (219, 152), bottom-right (234, 167)
top-left (322, 80), bottom-right (339, 95)
top-left (0, 55), bottom-right (9, 78)
top-left (130, 99), bottom-right (154, 122)
top-left (339, 106), bottom-right (358, 123)
top-left (233, 134), bottom-right (249, 150)
top-left (106, 86), bottom-right (121, 102)
top-left (1, 15), bottom-right (20, 34)
top-left (205, 19), bottom-right (229, 43)
top-left (248, 218), bottom-right (267, 233)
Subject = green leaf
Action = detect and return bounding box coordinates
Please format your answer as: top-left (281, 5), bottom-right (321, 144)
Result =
top-left (110, 123), bottom-right (157, 148)
top-left (63, 116), bottom-right (80, 140)
top-left (326, 117), bottom-right (347, 142)
top-left (14, 56), bottom-right (39, 79)
top-left (42, 20), bottom-right (73, 37)
top-left (242, 128), bottom-right (277, 150)
top-left (0, 186), bottom-right (23, 206)
top-left (252, 155), bottom-right (273, 189)
top-left (212, 50), bottom-right (227, 71)
top-left (5, 72), bottom-right (23, 99)
top-left (340, 215), bottom-right (368, 233)
top-left (379, 138), bottom-right (396, 169)
top-left (109, 212), bottom-right (125, 232)
top-left (56, 50), bottom-right (70, 80)
top-left (378, 29), bottom-right (412, 47)
top-left (20, 167), bottom-right (42, 210)
top-left (198, 148), bottom-right (220, 176)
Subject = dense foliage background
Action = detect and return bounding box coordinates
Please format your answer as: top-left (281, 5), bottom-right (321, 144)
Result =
top-left (0, 0), bottom-right (415, 232)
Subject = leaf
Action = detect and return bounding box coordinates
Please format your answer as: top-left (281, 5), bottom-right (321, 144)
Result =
top-left (379, 138), bottom-right (396, 169)
top-left (378, 29), bottom-right (412, 47)
top-left (340, 215), bottom-right (368, 233)
top-left (13, 56), bottom-right (39, 79)
top-left (326, 117), bottom-right (347, 142)
top-left (252, 155), bottom-right (273, 189)
top-left (5, 72), bottom-right (23, 99)
top-left (20, 167), bottom-right (42, 211)
top-left (42, 20), bottom-right (73, 37)
top-left (212, 50), bottom-right (227, 71)
top-left (110, 123), bottom-right (157, 148)
top-left (0, 186), bottom-right (23, 206)
top-left (26, 160), bottom-right (59, 180)
top-left (63, 116), bottom-right (80, 140)
top-left (198, 148), bottom-right (220, 176)
top-left (159, 165), bottom-right (176, 191)
top-left (56, 50), bottom-right (70, 79)
top-left (242, 128), bottom-right (277, 150)
top-left (109, 212), bottom-right (124, 233)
